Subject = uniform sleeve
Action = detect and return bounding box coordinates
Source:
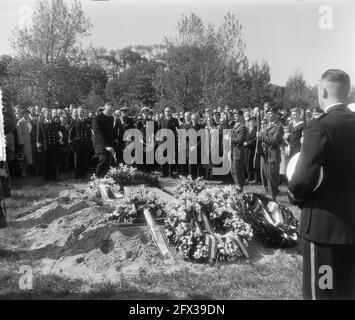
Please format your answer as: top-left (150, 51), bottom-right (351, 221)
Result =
top-left (260, 124), bottom-right (284, 147)
top-left (231, 125), bottom-right (247, 144)
top-left (288, 120), bottom-right (327, 201)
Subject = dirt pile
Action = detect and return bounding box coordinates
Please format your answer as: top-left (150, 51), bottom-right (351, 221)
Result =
top-left (7, 188), bottom-right (176, 282)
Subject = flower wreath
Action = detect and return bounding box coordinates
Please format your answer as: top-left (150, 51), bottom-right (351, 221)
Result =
top-left (165, 183), bottom-right (253, 262)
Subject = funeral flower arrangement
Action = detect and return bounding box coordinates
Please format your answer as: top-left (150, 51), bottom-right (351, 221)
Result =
top-left (174, 176), bottom-right (206, 195)
top-left (107, 185), bottom-right (166, 223)
top-left (106, 164), bottom-right (160, 188)
top-left (164, 182), bottom-right (253, 262)
top-left (85, 174), bottom-right (118, 200)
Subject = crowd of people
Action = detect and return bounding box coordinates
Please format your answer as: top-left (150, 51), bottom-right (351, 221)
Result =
top-left (3, 100), bottom-right (327, 200)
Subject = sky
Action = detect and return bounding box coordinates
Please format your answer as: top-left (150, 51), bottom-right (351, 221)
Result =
top-left (0, 0), bottom-right (354, 86)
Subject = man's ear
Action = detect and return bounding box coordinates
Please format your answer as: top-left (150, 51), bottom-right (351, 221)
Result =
top-left (322, 87), bottom-right (328, 100)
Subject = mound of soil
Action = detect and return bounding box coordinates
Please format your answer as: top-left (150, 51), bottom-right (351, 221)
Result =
top-left (5, 188), bottom-right (178, 282)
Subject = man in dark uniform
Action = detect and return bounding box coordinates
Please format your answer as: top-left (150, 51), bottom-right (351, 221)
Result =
top-left (136, 106), bottom-right (158, 172)
top-left (40, 115), bottom-right (66, 181)
top-left (158, 107), bottom-right (179, 177)
top-left (257, 107), bottom-right (284, 200)
top-left (289, 69), bottom-right (355, 300)
top-left (36, 109), bottom-right (52, 179)
top-left (231, 110), bottom-right (247, 192)
top-left (69, 107), bottom-right (92, 179)
top-left (92, 102), bottom-right (115, 178)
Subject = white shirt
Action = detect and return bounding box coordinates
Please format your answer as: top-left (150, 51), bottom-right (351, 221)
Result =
top-left (324, 103), bottom-right (344, 113)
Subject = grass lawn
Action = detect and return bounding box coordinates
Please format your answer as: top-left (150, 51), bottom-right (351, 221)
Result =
top-left (0, 173), bottom-right (302, 300)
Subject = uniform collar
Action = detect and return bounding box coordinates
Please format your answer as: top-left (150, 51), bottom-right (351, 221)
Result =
top-left (324, 103), bottom-right (346, 113)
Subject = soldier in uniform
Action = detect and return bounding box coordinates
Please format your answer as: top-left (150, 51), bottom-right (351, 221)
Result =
top-left (257, 107), bottom-right (284, 200)
top-left (231, 110), bottom-right (247, 192)
top-left (69, 107), bottom-right (92, 179)
top-left (136, 106), bottom-right (158, 172)
top-left (43, 115), bottom-right (67, 181)
top-left (289, 69), bottom-right (355, 300)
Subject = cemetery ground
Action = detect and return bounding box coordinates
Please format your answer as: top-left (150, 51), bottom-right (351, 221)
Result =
top-left (0, 173), bottom-right (302, 300)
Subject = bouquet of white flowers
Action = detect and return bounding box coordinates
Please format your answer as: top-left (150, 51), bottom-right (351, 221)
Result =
top-left (164, 185), bottom-right (253, 263)
top-left (107, 185), bottom-right (166, 224)
top-left (174, 176), bottom-right (206, 195)
top-left (106, 164), bottom-right (160, 188)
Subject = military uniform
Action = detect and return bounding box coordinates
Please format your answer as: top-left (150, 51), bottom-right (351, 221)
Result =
top-left (259, 119), bottom-right (284, 200)
top-left (231, 122), bottom-right (247, 191)
top-left (69, 118), bottom-right (92, 179)
top-left (44, 122), bottom-right (66, 181)
top-left (289, 104), bottom-right (355, 300)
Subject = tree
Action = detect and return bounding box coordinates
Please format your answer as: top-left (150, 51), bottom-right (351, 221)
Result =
top-left (283, 70), bottom-right (317, 110)
top-left (9, 0), bottom-right (92, 107)
top-left (154, 12), bottom-right (248, 112)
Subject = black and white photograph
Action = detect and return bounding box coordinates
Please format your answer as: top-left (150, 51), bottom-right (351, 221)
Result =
top-left (1, 0), bottom-right (355, 303)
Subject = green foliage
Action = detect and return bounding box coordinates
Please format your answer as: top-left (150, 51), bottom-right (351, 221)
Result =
top-left (282, 70), bottom-right (318, 110)
top-left (7, 0), bottom-right (93, 107)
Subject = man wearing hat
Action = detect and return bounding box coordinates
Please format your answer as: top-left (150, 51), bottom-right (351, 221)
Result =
top-left (136, 106), bottom-right (158, 172)
top-left (289, 69), bottom-right (355, 300)
top-left (257, 107), bottom-right (284, 200)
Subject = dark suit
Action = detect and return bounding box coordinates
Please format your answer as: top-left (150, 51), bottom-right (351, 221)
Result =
top-left (92, 113), bottom-right (115, 178)
top-left (158, 116), bottom-right (179, 177)
top-left (231, 122), bottom-right (247, 190)
top-left (69, 119), bottom-right (92, 178)
top-left (259, 120), bottom-right (284, 200)
top-left (288, 104), bottom-right (355, 300)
